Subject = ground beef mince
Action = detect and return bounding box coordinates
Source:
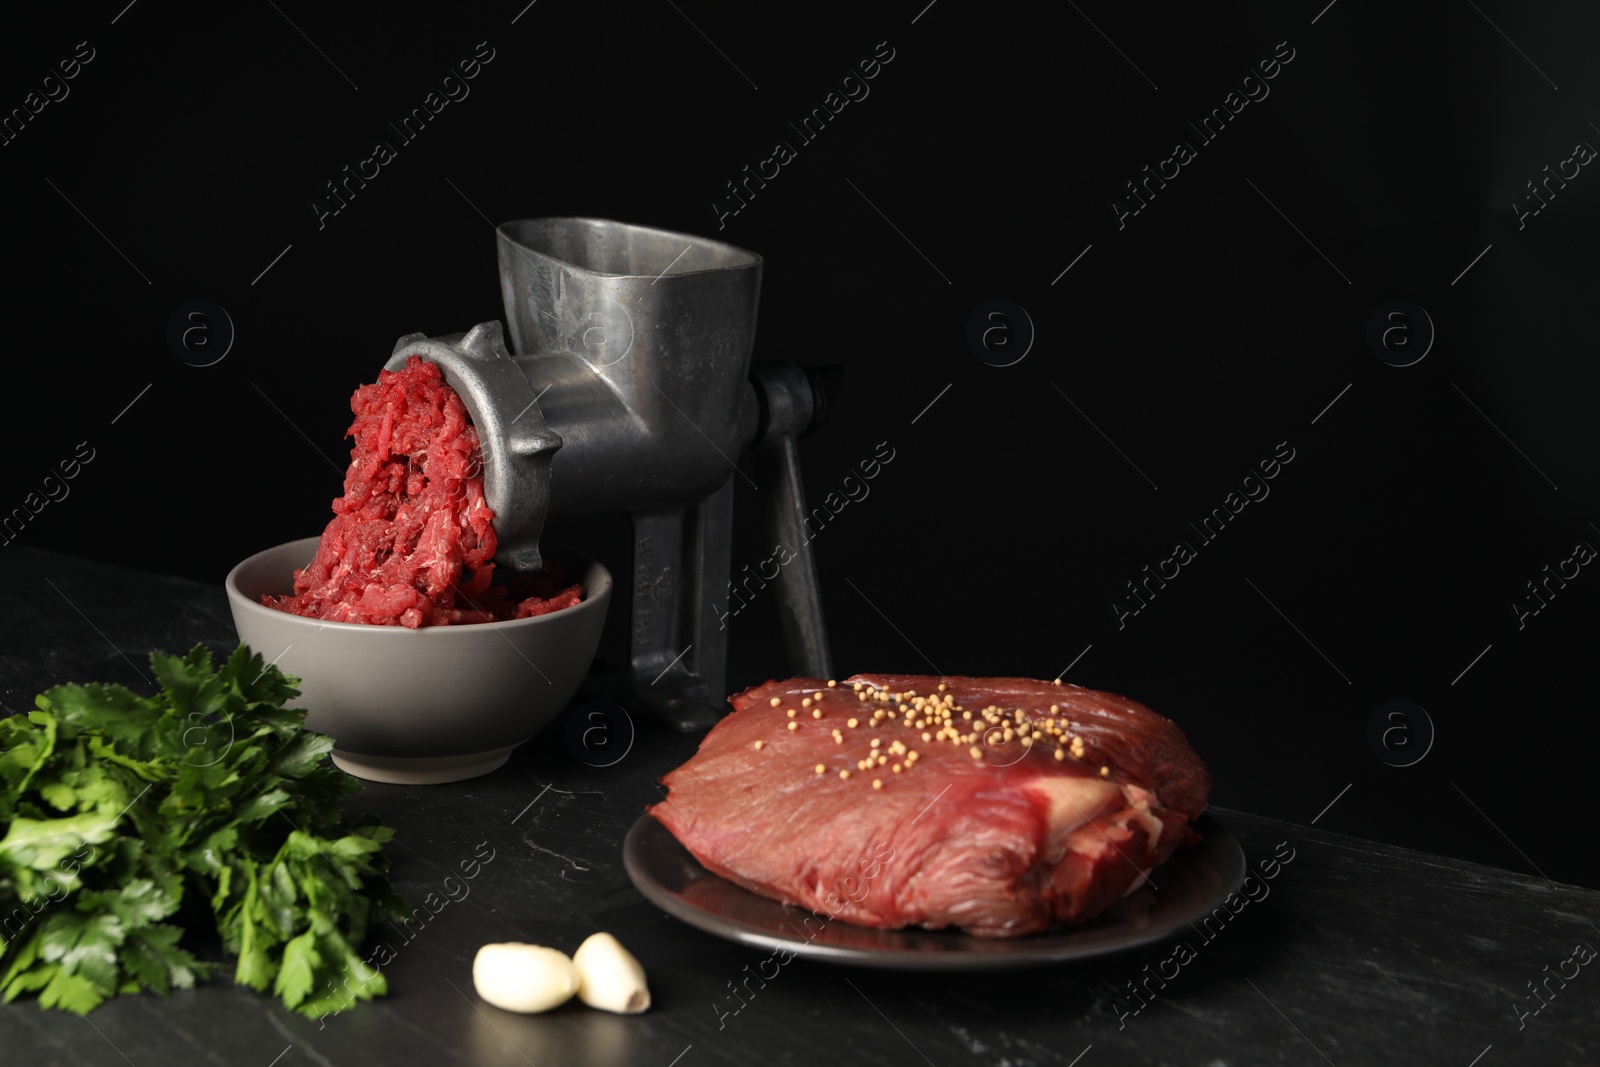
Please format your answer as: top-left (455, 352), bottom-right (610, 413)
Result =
top-left (263, 355), bottom-right (582, 627)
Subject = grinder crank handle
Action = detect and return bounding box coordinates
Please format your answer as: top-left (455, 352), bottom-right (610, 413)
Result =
top-left (750, 362), bottom-right (841, 681)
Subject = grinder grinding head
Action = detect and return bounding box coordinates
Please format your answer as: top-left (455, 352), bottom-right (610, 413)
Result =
top-left (383, 321), bottom-right (562, 573)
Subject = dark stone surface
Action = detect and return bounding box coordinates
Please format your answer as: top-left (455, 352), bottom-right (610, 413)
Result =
top-left (1, 548), bottom-right (1594, 1065)
top-left (0, 547), bottom-right (243, 713)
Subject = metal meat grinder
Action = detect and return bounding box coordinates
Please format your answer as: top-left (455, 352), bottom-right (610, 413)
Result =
top-left (383, 218), bottom-right (836, 730)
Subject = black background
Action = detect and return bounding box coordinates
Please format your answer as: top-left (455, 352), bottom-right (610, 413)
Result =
top-left (1, 1), bottom-right (1595, 888)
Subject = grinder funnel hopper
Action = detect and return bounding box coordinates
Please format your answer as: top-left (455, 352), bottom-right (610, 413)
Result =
top-left (496, 218), bottom-right (763, 518)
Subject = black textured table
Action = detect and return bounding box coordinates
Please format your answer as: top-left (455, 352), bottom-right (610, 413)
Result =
top-left (1, 549), bottom-right (1594, 1067)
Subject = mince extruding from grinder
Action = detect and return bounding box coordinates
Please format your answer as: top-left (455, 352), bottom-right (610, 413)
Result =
top-left (264, 355), bottom-right (580, 627)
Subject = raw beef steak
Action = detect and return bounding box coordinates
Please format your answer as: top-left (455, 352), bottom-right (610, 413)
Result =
top-left (649, 674), bottom-right (1211, 938)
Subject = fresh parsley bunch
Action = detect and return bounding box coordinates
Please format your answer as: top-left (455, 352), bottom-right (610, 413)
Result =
top-left (0, 644), bottom-right (409, 1016)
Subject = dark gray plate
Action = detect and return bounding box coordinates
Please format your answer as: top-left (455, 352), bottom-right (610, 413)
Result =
top-left (622, 811), bottom-right (1246, 970)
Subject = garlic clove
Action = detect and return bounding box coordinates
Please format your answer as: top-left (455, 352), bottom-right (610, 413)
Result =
top-left (572, 932), bottom-right (651, 1014)
top-left (472, 942), bottom-right (580, 1013)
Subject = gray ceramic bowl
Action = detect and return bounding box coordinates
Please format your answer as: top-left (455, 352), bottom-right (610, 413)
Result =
top-left (226, 537), bottom-right (611, 785)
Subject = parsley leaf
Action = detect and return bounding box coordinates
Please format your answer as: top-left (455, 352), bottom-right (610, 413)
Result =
top-left (0, 644), bottom-right (408, 1017)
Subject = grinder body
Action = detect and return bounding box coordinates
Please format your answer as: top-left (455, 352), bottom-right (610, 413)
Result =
top-left (386, 218), bottom-right (833, 729)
